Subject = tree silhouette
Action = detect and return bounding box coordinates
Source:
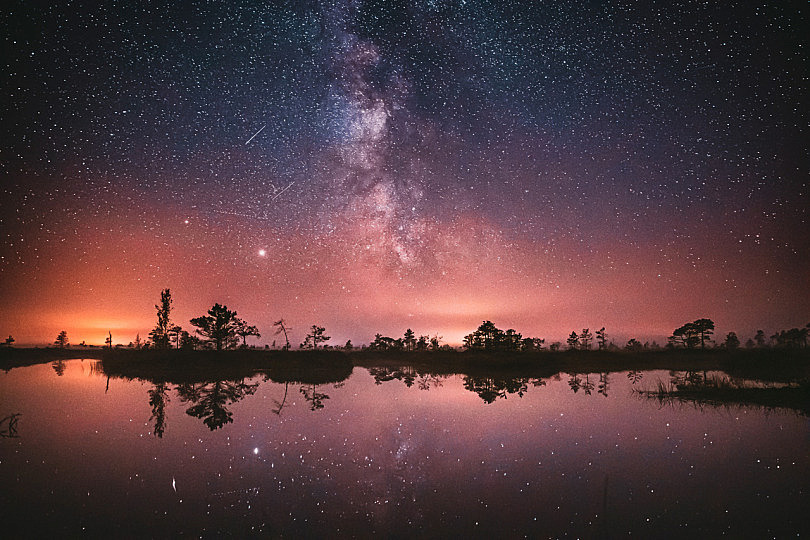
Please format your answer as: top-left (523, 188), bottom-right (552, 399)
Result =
top-left (595, 327), bottom-right (607, 350)
top-left (625, 338), bottom-right (643, 352)
top-left (502, 329), bottom-right (522, 351)
top-left (370, 334), bottom-right (402, 350)
top-left (168, 325), bottom-right (182, 349)
top-left (754, 330), bottom-right (766, 347)
top-left (521, 337), bottom-right (545, 351)
top-left (692, 318), bottom-right (715, 349)
top-left (566, 331), bottom-right (579, 350)
top-left (464, 321), bottom-right (509, 351)
top-left (724, 332), bottom-right (740, 350)
top-left (415, 335), bottom-right (429, 351)
top-left (301, 325), bottom-right (330, 349)
top-left (770, 327), bottom-right (809, 348)
top-left (54, 330), bottom-right (69, 348)
top-left (150, 288), bottom-right (173, 349)
top-left (669, 323), bottom-right (698, 349)
top-left (579, 328), bottom-right (593, 350)
top-left (2, 335), bottom-right (14, 347)
top-left (235, 319), bottom-right (261, 348)
top-left (105, 331), bottom-right (113, 349)
top-left (190, 303), bottom-right (240, 351)
top-left (403, 329), bottom-right (416, 351)
top-left (273, 319), bottom-right (291, 350)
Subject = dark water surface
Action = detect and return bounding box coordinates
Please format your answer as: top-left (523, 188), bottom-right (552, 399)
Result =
top-left (1, 360), bottom-right (808, 537)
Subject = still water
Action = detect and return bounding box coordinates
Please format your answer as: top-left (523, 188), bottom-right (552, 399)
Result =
top-left (1, 360), bottom-right (808, 538)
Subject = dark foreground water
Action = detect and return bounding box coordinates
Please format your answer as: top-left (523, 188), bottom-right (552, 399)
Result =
top-left (1, 360), bottom-right (808, 538)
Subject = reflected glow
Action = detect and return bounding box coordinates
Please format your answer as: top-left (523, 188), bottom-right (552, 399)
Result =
top-left (0, 360), bottom-right (807, 537)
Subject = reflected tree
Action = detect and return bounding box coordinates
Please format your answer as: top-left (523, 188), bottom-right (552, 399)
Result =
top-left (367, 366), bottom-right (415, 386)
top-left (568, 374), bottom-right (582, 393)
top-left (417, 374), bottom-right (446, 391)
top-left (271, 382), bottom-right (289, 415)
top-left (0, 413), bottom-right (21, 438)
top-left (582, 373), bottom-right (595, 395)
top-left (51, 359), bottom-right (66, 376)
top-left (148, 383), bottom-right (171, 438)
top-left (177, 380), bottom-right (259, 430)
top-left (462, 376), bottom-right (532, 404)
top-left (299, 384), bottom-right (329, 410)
top-left (627, 370), bottom-right (644, 384)
top-left (598, 373), bottom-right (610, 397)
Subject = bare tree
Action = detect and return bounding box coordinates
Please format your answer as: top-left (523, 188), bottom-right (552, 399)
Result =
top-left (273, 319), bottom-right (291, 350)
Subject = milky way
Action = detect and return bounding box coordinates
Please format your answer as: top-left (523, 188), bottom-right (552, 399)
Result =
top-left (1, 1), bottom-right (807, 345)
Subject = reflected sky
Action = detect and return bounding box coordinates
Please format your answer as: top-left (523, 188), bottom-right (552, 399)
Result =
top-left (1, 360), bottom-right (808, 537)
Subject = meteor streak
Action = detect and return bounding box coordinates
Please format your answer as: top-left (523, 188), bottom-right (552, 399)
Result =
top-left (245, 125), bottom-right (266, 145)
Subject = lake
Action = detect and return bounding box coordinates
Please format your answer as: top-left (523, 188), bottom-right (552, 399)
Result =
top-left (1, 359), bottom-right (808, 537)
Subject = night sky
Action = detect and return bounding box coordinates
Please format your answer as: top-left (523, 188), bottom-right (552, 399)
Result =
top-left (1, 1), bottom-right (807, 346)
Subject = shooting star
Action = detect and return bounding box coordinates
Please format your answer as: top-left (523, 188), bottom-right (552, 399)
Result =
top-left (245, 125), bottom-right (266, 145)
top-left (213, 209), bottom-right (274, 221)
top-left (271, 182), bottom-right (295, 201)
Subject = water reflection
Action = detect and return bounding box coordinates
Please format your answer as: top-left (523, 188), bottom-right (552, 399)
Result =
top-left (0, 413), bottom-right (21, 438)
top-left (111, 363), bottom-right (809, 435)
top-left (51, 359), bottom-right (66, 376)
top-left (177, 380), bottom-right (260, 431)
top-left (299, 383), bottom-right (329, 411)
top-left (462, 376), bottom-right (543, 404)
top-left (367, 366), bottom-right (448, 390)
top-left (637, 370), bottom-right (810, 416)
top-left (2, 360), bottom-right (809, 537)
top-left (147, 383), bottom-right (170, 438)
top-left (627, 370), bottom-right (644, 384)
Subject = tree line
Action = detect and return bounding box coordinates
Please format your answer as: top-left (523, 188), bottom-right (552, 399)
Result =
top-left (5, 291), bottom-right (807, 352)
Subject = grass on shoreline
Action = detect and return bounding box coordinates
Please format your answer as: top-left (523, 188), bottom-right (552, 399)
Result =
top-left (636, 376), bottom-right (810, 416)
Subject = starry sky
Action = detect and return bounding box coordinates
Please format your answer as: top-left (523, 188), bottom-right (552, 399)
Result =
top-left (1, 0), bottom-right (807, 346)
